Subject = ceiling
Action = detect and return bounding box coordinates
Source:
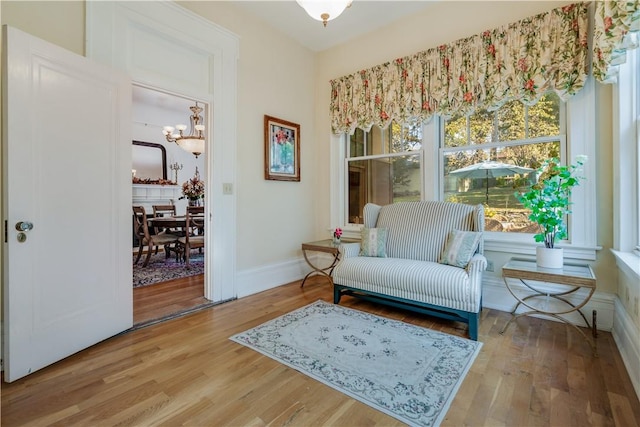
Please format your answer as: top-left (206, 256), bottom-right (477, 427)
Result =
top-left (134, 1), bottom-right (438, 110)
top-left (234, 1), bottom-right (439, 52)
top-left (133, 86), bottom-right (196, 115)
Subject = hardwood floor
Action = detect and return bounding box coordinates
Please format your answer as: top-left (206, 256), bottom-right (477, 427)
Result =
top-left (133, 274), bottom-right (210, 326)
top-left (3, 276), bottom-right (639, 426)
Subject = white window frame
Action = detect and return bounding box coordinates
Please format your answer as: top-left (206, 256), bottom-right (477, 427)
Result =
top-left (331, 80), bottom-right (598, 259)
top-left (338, 124), bottom-right (424, 230)
top-left (427, 81), bottom-right (598, 259)
top-left (612, 47), bottom-right (640, 278)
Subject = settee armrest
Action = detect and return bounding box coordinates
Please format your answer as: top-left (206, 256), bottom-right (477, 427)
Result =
top-left (465, 253), bottom-right (487, 311)
top-left (466, 253), bottom-right (487, 275)
top-left (339, 242), bottom-right (361, 259)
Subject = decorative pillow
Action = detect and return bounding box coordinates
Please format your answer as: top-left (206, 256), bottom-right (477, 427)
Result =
top-left (359, 227), bottom-right (388, 258)
top-left (439, 230), bottom-right (482, 268)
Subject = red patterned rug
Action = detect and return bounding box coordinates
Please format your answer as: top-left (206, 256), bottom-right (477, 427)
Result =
top-left (132, 252), bottom-right (204, 287)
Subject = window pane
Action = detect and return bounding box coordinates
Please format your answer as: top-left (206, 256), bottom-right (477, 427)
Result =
top-left (392, 119), bottom-right (423, 153)
top-left (350, 129), bottom-right (365, 157)
top-left (369, 126), bottom-right (386, 155)
top-left (528, 92), bottom-right (561, 138)
top-left (445, 94), bottom-right (562, 145)
top-left (468, 108), bottom-right (495, 144)
top-left (497, 100), bottom-right (526, 141)
top-left (444, 114), bottom-right (468, 148)
top-left (444, 141), bottom-right (560, 233)
top-left (348, 155), bottom-right (421, 223)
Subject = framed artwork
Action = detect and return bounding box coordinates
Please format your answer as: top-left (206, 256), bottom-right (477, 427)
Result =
top-left (264, 115), bottom-right (300, 182)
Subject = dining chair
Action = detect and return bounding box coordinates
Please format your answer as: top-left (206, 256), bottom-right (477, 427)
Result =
top-left (176, 205), bottom-right (205, 267)
top-left (132, 206), bottom-right (180, 267)
top-left (152, 204), bottom-right (185, 237)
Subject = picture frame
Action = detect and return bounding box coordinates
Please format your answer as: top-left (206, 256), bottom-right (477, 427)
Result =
top-left (264, 115), bottom-right (300, 182)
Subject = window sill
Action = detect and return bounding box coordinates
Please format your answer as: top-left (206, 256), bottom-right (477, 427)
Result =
top-left (340, 224), bottom-right (364, 240)
top-left (611, 249), bottom-right (640, 281)
top-left (342, 226), bottom-right (601, 261)
top-left (484, 238), bottom-right (599, 261)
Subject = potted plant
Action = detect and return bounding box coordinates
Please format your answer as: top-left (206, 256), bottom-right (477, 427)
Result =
top-left (333, 227), bottom-right (343, 245)
top-left (515, 155), bottom-right (587, 268)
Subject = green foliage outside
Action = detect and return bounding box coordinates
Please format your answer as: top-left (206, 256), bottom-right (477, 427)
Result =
top-left (442, 92), bottom-right (565, 232)
top-left (443, 93), bottom-right (561, 172)
top-left (348, 92), bottom-right (566, 232)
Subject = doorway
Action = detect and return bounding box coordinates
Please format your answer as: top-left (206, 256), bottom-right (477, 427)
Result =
top-left (88, 0), bottom-right (239, 307)
top-left (131, 85), bottom-right (209, 326)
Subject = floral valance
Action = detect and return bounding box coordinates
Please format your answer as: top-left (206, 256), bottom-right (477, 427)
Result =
top-left (593, 0), bottom-right (640, 82)
top-left (330, 3), bottom-right (589, 135)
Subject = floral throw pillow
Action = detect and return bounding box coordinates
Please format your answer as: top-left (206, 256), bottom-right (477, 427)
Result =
top-left (360, 228), bottom-right (388, 258)
top-left (439, 230), bottom-right (482, 268)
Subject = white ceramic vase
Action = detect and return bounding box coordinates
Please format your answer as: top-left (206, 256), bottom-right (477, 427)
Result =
top-left (536, 246), bottom-right (564, 269)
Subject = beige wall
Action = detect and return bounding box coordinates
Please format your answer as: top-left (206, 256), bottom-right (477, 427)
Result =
top-left (1, 1), bottom-right (85, 55)
top-left (178, 1), bottom-right (318, 270)
top-left (315, 1), bottom-right (618, 294)
top-left (0, 0), bottom-right (620, 292)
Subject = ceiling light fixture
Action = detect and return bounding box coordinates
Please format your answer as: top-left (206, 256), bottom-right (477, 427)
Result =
top-left (162, 102), bottom-right (205, 158)
top-left (296, 0), bottom-right (353, 27)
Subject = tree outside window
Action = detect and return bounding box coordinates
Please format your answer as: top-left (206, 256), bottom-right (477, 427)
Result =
top-left (442, 93), bottom-right (565, 234)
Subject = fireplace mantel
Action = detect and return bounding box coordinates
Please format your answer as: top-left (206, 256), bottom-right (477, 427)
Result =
top-left (132, 184), bottom-right (181, 213)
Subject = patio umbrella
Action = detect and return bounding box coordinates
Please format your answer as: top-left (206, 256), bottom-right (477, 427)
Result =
top-left (448, 161), bottom-right (534, 204)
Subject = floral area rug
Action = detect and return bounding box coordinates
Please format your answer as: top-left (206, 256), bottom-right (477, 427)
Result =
top-left (230, 300), bottom-right (482, 427)
top-left (132, 252), bottom-right (204, 287)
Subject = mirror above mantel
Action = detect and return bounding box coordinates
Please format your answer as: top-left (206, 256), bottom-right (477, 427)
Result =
top-left (132, 140), bottom-right (169, 182)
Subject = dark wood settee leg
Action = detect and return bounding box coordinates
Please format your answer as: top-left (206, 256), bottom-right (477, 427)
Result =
top-left (468, 312), bottom-right (480, 341)
top-left (333, 286), bottom-right (342, 304)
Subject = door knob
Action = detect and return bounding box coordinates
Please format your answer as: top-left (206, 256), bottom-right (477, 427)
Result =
top-left (15, 221), bottom-right (34, 232)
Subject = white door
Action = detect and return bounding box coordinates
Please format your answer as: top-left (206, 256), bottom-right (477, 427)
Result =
top-left (2, 26), bottom-right (133, 382)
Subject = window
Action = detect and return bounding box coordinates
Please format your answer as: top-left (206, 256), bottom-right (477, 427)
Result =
top-left (334, 84), bottom-right (596, 259)
top-left (441, 93), bottom-right (565, 235)
top-left (345, 120), bottom-right (423, 224)
top-left (613, 47), bottom-right (640, 258)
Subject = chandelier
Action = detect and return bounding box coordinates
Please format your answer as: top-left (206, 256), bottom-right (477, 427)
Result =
top-left (162, 102), bottom-right (205, 158)
top-left (296, 0), bottom-right (353, 27)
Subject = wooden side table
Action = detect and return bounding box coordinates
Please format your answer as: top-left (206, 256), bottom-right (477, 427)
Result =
top-left (500, 257), bottom-right (598, 355)
top-left (300, 239), bottom-right (356, 287)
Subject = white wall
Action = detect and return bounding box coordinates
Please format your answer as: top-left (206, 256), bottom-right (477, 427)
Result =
top-left (132, 98), bottom-right (205, 215)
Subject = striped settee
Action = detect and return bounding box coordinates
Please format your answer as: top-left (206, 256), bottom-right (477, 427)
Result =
top-left (333, 201), bottom-right (487, 340)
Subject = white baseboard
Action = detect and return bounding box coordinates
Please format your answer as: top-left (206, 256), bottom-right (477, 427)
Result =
top-left (612, 297), bottom-right (640, 401)
top-left (236, 257), bottom-right (310, 298)
top-left (237, 255), bottom-right (616, 331)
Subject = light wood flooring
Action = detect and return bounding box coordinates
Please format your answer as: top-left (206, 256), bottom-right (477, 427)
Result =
top-left (3, 276), bottom-right (639, 426)
top-left (133, 274), bottom-right (209, 326)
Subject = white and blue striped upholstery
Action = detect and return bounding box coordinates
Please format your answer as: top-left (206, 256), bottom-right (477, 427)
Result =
top-left (334, 201), bottom-right (486, 315)
top-left (375, 201), bottom-right (484, 261)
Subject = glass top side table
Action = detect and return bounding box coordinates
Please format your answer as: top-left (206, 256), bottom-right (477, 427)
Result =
top-left (300, 239), bottom-right (358, 287)
top-left (500, 257), bottom-right (598, 355)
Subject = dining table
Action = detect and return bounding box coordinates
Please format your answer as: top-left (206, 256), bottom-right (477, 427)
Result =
top-left (147, 214), bottom-right (205, 229)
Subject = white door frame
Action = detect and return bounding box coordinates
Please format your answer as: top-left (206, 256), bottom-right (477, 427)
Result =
top-left (87, 1), bottom-right (239, 302)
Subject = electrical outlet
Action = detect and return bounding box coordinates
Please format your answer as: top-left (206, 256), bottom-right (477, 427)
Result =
top-left (486, 260), bottom-right (494, 272)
